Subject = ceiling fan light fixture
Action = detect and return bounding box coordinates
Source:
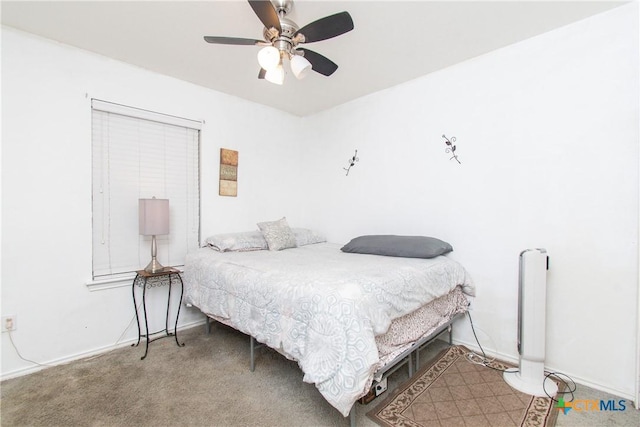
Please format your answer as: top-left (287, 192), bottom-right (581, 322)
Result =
top-left (257, 46), bottom-right (280, 71)
top-left (265, 63), bottom-right (285, 85)
top-left (290, 55), bottom-right (312, 79)
top-left (204, 1), bottom-right (354, 84)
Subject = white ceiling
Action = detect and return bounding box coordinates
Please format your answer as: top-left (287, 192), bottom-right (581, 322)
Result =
top-left (1, 1), bottom-right (627, 116)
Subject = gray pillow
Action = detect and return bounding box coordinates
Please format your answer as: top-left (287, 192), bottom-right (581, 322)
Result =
top-left (257, 217), bottom-right (297, 251)
top-left (341, 235), bottom-right (453, 259)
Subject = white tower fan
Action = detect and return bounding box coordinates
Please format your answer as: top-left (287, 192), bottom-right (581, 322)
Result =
top-left (503, 248), bottom-right (558, 397)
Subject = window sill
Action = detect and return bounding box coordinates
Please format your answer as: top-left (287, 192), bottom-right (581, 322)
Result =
top-left (85, 274), bottom-right (136, 291)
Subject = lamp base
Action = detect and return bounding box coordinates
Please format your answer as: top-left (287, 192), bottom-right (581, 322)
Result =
top-left (144, 258), bottom-right (165, 274)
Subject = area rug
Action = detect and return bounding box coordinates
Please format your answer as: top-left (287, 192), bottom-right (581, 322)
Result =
top-left (367, 345), bottom-right (562, 427)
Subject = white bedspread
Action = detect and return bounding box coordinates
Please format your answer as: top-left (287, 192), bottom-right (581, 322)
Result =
top-left (183, 243), bottom-right (474, 416)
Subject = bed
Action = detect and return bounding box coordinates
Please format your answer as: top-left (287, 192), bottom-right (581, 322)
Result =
top-left (182, 231), bottom-right (475, 418)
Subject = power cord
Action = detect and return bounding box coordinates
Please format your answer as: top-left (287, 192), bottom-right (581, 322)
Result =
top-left (5, 302), bottom-right (142, 366)
top-left (6, 331), bottom-right (54, 367)
top-left (465, 311), bottom-right (517, 373)
top-left (544, 371), bottom-right (577, 403)
top-left (465, 311), bottom-right (577, 401)
top-left (83, 301), bottom-right (142, 361)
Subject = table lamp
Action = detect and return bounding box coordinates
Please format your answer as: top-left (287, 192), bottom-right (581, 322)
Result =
top-left (139, 197), bottom-right (169, 273)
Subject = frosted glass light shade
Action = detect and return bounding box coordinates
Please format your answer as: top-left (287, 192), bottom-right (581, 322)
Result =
top-left (290, 55), bottom-right (312, 79)
top-left (265, 64), bottom-right (285, 85)
top-left (139, 198), bottom-right (169, 236)
top-left (257, 46), bottom-right (280, 71)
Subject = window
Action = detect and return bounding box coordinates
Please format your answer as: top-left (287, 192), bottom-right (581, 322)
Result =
top-left (91, 100), bottom-right (200, 282)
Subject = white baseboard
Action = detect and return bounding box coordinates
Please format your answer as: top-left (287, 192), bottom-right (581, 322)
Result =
top-left (0, 320), bottom-right (206, 381)
top-left (4, 322), bottom-right (635, 406)
top-left (451, 337), bottom-right (636, 404)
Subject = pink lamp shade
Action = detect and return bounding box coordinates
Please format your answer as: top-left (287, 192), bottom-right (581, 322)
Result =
top-left (139, 198), bottom-right (169, 236)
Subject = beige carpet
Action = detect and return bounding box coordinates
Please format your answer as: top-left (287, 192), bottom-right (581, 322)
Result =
top-left (6, 326), bottom-right (635, 427)
top-left (0, 323), bottom-right (357, 426)
top-left (368, 345), bottom-right (561, 427)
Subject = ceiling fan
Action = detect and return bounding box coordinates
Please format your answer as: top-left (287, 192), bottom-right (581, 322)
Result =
top-left (204, 0), bottom-right (354, 85)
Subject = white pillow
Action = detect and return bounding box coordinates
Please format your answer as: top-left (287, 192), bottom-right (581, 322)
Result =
top-left (257, 217), bottom-right (297, 251)
top-left (205, 231), bottom-right (268, 252)
top-left (293, 228), bottom-right (327, 246)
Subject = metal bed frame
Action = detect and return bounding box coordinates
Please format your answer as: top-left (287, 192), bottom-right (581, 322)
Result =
top-left (204, 311), bottom-right (464, 426)
top-left (347, 313), bottom-right (462, 426)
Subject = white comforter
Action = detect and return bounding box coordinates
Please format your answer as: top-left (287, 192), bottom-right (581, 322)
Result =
top-left (183, 243), bottom-right (474, 416)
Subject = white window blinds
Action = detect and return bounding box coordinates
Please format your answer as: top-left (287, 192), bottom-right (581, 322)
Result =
top-left (91, 100), bottom-right (200, 280)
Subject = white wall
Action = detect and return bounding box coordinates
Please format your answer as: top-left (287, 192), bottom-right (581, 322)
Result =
top-left (300, 3), bottom-right (639, 399)
top-left (636, 0), bottom-right (640, 409)
top-left (1, 27), bottom-right (305, 377)
top-left (2, 2), bottom-right (639, 403)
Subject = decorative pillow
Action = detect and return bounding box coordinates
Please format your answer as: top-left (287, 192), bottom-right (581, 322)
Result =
top-left (293, 228), bottom-right (327, 246)
top-left (205, 231), bottom-right (268, 252)
top-left (257, 217), bottom-right (297, 251)
top-left (340, 235), bottom-right (453, 259)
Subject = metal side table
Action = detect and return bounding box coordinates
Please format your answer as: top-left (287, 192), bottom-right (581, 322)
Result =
top-left (131, 267), bottom-right (185, 360)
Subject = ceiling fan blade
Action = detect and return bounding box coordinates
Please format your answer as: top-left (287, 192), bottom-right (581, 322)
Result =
top-left (294, 12), bottom-right (354, 43)
top-left (297, 48), bottom-right (338, 76)
top-left (204, 36), bottom-right (264, 46)
top-left (248, 0), bottom-right (281, 33)
top-left (258, 68), bottom-right (266, 79)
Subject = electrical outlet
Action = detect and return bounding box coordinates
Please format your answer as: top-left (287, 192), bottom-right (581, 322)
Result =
top-left (2, 315), bottom-right (17, 332)
top-left (374, 377), bottom-right (388, 396)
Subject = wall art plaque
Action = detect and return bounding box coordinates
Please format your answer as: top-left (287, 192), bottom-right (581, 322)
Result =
top-left (219, 148), bottom-right (238, 197)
